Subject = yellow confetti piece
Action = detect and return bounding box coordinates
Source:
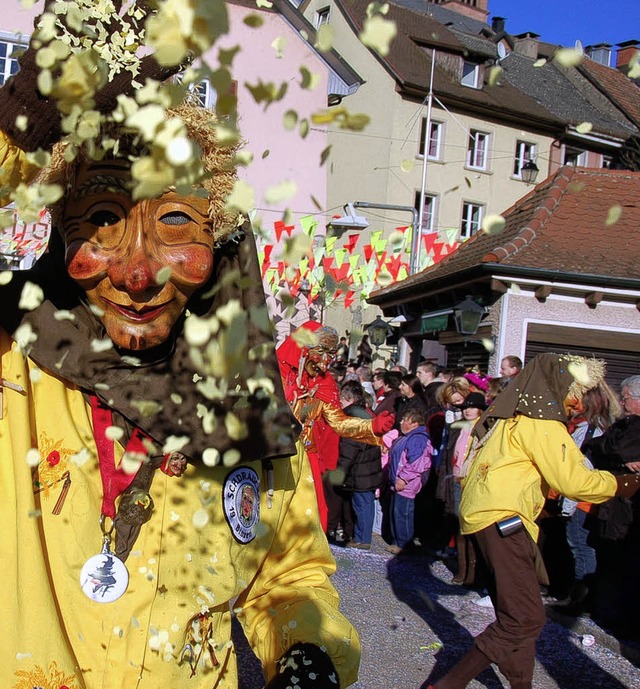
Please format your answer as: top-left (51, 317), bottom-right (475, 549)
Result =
top-left (185, 315), bottom-right (212, 346)
top-left (300, 65), bottom-right (320, 90)
top-left (575, 121), bottom-right (593, 134)
top-left (605, 204), bottom-right (622, 226)
top-left (315, 23), bottom-right (334, 53)
top-left (481, 214), bottom-right (506, 235)
top-left (283, 110), bottom-right (298, 130)
top-left (488, 65), bottom-right (502, 86)
top-left (628, 51), bottom-right (640, 79)
top-left (400, 159), bottom-right (414, 172)
top-left (130, 399), bottom-right (163, 417)
top-left (481, 337), bottom-right (495, 353)
top-left (271, 36), bottom-right (287, 59)
top-left (359, 15), bottom-right (397, 56)
top-left (226, 179), bottom-right (255, 213)
top-left (265, 180), bottom-right (297, 205)
top-left (0, 271), bottom-right (12, 286)
top-left (223, 448), bottom-right (241, 467)
top-left (554, 48), bottom-right (583, 67)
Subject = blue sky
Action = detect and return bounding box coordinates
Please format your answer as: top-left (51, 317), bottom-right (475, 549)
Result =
top-left (490, 0), bottom-right (640, 49)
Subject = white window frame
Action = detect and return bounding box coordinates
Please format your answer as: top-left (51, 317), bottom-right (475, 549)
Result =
top-left (563, 145), bottom-right (588, 167)
top-left (461, 61), bottom-right (480, 88)
top-left (460, 202), bottom-right (483, 239)
top-left (418, 119), bottom-right (444, 160)
top-left (513, 140), bottom-right (537, 178)
top-left (314, 6), bottom-right (331, 28)
top-left (0, 36), bottom-right (26, 86)
top-left (466, 130), bottom-right (490, 171)
top-left (414, 191), bottom-right (438, 234)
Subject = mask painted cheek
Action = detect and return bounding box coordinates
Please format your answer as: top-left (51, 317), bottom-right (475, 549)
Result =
top-left (160, 244), bottom-right (214, 286)
top-left (65, 240), bottom-right (110, 282)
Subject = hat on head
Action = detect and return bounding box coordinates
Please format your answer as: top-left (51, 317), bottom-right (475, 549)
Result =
top-left (459, 392), bottom-right (488, 410)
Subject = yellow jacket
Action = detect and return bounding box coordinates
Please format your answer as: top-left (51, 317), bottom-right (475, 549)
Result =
top-left (460, 414), bottom-right (617, 540)
top-left (0, 329), bottom-right (359, 689)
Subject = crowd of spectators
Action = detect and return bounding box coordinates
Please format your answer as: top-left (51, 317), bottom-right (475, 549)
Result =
top-left (323, 351), bottom-right (640, 644)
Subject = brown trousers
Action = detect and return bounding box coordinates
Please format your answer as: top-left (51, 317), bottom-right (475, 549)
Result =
top-left (436, 524), bottom-right (546, 689)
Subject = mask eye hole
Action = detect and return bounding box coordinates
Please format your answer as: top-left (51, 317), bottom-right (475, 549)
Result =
top-left (160, 211), bottom-right (193, 226)
top-left (88, 209), bottom-right (120, 227)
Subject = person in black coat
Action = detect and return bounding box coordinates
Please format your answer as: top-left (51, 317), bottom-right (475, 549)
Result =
top-left (338, 380), bottom-right (383, 550)
top-left (586, 374), bottom-right (640, 634)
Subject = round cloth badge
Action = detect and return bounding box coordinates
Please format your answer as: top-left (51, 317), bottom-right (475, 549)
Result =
top-left (223, 467), bottom-right (261, 543)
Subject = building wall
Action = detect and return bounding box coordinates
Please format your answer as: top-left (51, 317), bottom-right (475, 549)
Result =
top-left (303, 1), bottom-right (556, 240)
top-left (492, 286), bottom-right (640, 376)
top-left (2, 2), bottom-right (330, 234)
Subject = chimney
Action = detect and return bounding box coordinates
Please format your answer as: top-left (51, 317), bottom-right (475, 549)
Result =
top-left (513, 32), bottom-right (540, 60)
top-left (492, 16), bottom-right (506, 34)
top-left (616, 39), bottom-right (640, 71)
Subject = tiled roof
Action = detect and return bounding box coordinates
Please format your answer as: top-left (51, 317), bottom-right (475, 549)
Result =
top-left (368, 167), bottom-right (640, 303)
top-left (496, 53), bottom-right (637, 138)
top-left (578, 57), bottom-right (640, 129)
top-left (337, 0), bottom-right (564, 127)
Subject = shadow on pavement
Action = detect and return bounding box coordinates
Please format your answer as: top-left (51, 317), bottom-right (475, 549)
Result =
top-left (386, 552), bottom-right (504, 688)
top-left (387, 551), bottom-right (632, 689)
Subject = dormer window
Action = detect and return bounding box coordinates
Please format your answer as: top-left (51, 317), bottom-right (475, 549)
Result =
top-left (585, 43), bottom-right (613, 67)
top-left (461, 61), bottom-right (480, 88)
top-left (315, 7), bottom-right (331, 28)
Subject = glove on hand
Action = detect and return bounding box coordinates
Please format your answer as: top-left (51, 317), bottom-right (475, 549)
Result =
top-left (265, 643), bottom-right (340, 689)
top-left (615, 474), bottom-right (640, 500)
top-left (0, 2), bottom-right (184, 152)
top-left (372, 410), bottom-right (394, 435)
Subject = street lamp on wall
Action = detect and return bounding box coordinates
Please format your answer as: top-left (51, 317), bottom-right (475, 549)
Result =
top-left (453, 296), bottom-right (485, 335)
top-left (521, 160), bottom-right (540, 184)
top-left (366, 316), bottom-right (392, 348)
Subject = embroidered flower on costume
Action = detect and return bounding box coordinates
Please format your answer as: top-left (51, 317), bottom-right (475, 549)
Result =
top-left (13, 660), bottom-right (80, 689)
top-left (32, 432), bottom-right (75, 498)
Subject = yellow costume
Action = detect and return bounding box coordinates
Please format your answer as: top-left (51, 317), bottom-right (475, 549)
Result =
top-left (1, 330), bottom-right (359, 689)
top-left (460, 414), bottom-right (617, 540)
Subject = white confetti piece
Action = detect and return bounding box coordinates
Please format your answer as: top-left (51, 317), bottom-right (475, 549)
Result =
top-left (192, 509), bottom-right (210, 529)
top-left (25, 448), bottom-right (41, 467)
top-left (105, 425), bottom-right (124, 441)
top-left (203, 447), bottom-right (220, 467)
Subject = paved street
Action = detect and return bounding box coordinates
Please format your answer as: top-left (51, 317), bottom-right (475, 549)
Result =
top-left (236, 533), bottom-right (640, 688)
top-left (330, 536), bottom-right (640, 689)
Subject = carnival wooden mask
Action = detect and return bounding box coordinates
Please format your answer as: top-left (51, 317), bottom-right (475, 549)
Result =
top-left (62, 159), bottom-right (214, 351)
top-left (303, 326), bottom-right (338, 377)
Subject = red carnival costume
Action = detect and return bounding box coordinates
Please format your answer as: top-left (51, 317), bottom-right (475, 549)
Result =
top-left (277, 322), bottom-right (392, 529)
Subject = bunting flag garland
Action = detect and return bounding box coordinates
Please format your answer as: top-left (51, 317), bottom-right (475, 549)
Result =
top-left (256, 215), bottom-right (459, 321)
top-left (300, 214), bottom-right (317, 238)
top-left (345, 233), bottom-right (359, 253)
